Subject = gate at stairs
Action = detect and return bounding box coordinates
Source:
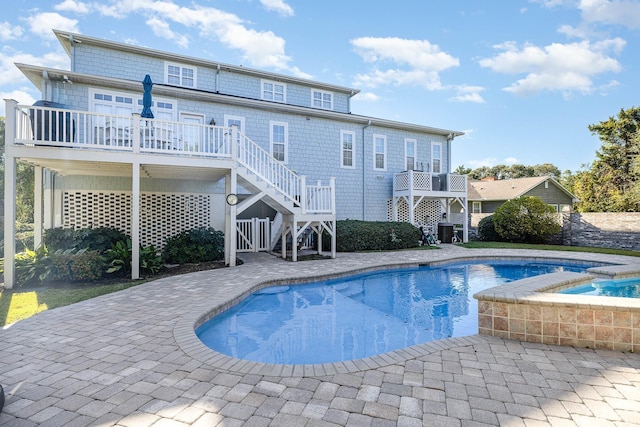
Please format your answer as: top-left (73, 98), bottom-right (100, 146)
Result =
top-left (236, 218), bottom-right (271, 252)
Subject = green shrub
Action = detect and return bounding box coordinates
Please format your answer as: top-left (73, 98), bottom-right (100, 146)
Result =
top-left (162, 227), bottom-right (225, 264)
top-left (106, 239), bottom-right (162, 276)
top-left (105, 239), bottom-right (132, 275)
top-left (45, 227), bottom-right (128, 253)
top-left (493, 196), bottom-right (562, 244)
top-left (140, 245), bottom-right (162, 275)
top-left (477, 215), bottom-right (503, 242)
top-left (68, 251), bottom-right (105, 281)
top-left (322, 220), bottom-right (421, 252)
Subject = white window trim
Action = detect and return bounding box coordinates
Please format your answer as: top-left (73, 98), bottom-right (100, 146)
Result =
top-left (431, 142), bottom-right (442, 174)
top-left (224, 114), bottom-right (245, 132)
top-left (404, 138), bottom-right (417, 171)
top-left (165, 61), bottom-right (197, 88)
top-left (472, 201), bottom-right (482, 214)
top-left (340, 130), bottom-right (356, 169)
top-left (261, 79), bottom-right (287, 103)
top-left (312, 89), bottom-right (333, 110)
top-left (90, 88), bottom-right (176, 120)
top-left (373, 134), bottom-right (387, 171)
top-left (270, 121), bottom-right (288, 163)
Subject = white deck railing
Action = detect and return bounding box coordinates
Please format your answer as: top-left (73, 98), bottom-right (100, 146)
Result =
top-left (10, 101), bottom-right (334, 214)
top-left (394, 170), bottom-right (466, 193)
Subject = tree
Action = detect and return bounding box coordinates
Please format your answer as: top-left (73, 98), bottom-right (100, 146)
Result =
top-left (1, 115), bottom-right (35, 224)
top-left (573, 106), bottom-right (640, 212)
top-left (455, 163), bottom-right (561, 180)
top-left (493, 196), bottom-right (561, 243)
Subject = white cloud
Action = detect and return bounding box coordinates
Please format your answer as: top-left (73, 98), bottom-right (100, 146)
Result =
top-left (465, 157), bottom-right (520, 168)
top-left (479, 39), bottom-right (624, 96)
top-left (352, 91), bottom-right (380, 102)
top-left (0, 89), bottom-right (37, 115)
top-left (0, 22), bottom-right (24, 40)
top-left (55, 0), bottom-right (91, 14)
top-left (90, 0), bottom-right (305, 76)
top-left (350, 37), bottom-right (459, 91)
top-left (529, 0), bottom-right (572, 7)
top-left (26, 12), bottom-right (80, 39)
top-left (579, 0), bottom-right (640, 29)
top-left (450, 85), bottom-right (486, 103)
top-left (259, 0), bottom-right (294, 16)
top-left (1, 50), bottom-right (70, 85)
top-left (146, 16), bottom-right (189, 48)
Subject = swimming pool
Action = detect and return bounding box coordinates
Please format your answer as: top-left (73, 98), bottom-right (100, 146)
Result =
top-left (196, 259), bottom-right (597, 364)
top-left (558, 277), bottom-right (640, 298)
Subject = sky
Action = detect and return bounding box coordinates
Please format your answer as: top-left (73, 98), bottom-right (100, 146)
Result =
top-left (1, 0), bottom-right (639, 173)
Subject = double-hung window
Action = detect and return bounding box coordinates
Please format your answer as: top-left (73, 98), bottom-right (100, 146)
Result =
top-left (341, 130), bottom-right (355, 168)
top-left (432, 142), bottom-right (442, 174)
top-left (165, 62), bottom-right (196, 88)
top-left (405, 138), bottom-right (417, 171)
top-left (270, 121), bottom-right (288, 162)
top-left (472, 202), bottom-right (482, 214)
top-left (262, 80), bottom-right (286, 102)
top-left (373, 134), bottom-right (387, 170)
top-left (312, 90), bottom-right (333, 110)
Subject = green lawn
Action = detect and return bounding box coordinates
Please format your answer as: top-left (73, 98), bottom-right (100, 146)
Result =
top-left (461, 241), bottom-right (640, 257)
top-left (1, 242), bottom-right (638, 328)
top-left (0, 281), bottom-right (144, 328)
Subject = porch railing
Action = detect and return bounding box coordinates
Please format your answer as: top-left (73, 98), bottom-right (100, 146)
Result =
top-left (9, 101), bottom-right (335, 214)
top-left (12, 103), bottom-right (234, 157)
top-left (394, 170), bottom-right (466, 193)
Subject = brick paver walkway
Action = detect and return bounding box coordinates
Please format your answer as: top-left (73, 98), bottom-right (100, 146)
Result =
top-left (1, 247), bottom-right (639, 426)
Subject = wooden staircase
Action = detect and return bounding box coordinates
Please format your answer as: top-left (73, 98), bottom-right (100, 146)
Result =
top-left (232, 129), bottom-right (336, 261)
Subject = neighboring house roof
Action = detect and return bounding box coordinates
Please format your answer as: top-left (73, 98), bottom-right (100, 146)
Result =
top-left (467, 176), bottom-right (578, 202)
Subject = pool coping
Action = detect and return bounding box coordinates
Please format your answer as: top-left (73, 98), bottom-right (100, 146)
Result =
top-left (173, 252), bottom-right (640, 376)
top-left (474, 263), bottom-right (640, 351)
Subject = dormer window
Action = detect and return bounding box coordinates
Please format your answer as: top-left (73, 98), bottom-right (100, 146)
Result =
top-left (165, 62), bottom-right (196, 88)
top-left (262, 79), bottom-right (286, 102)
top-left (312, 90), bottom-right (333, 110)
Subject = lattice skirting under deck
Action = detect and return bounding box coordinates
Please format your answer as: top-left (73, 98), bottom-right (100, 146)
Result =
top-left (63, 191), bottom-right (213, 249)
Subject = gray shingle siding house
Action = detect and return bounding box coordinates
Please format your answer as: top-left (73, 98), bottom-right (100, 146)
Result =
top-left (3, 30), bottom-right (467, 288)
top-left (467, 176), bottom-right (577, 228)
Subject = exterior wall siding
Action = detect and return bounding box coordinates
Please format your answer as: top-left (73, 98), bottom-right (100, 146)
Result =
top-left (72, 44), bottom-right (352, 113)
top-left (527, 182), bottom-right (573, 205)
top-left (55, 176), bottom-right (223, 193)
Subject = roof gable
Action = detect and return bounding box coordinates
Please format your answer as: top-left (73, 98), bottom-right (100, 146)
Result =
top-left (468, 176), bottom-right (577, 201)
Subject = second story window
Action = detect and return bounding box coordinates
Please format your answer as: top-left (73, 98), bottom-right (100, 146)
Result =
top-left (262, 80), bottom-right (286, 102)
top-left (405, 139), bottom-right (417, 171)
top-left (432, 142), bottom-right (442, 174)
top-left (166, 62), bottom-right (196, 88)
top-left (270, 121), bottom-right (288, 162)
top-left (373, 134), bottom-right (386, 170)
top-left (341, 130), bottom-right (355, 168)
top-left (312, 90), bottom-right (333, 110)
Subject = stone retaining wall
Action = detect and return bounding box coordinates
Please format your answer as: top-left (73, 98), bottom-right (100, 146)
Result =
top-left (563, 212), bottom-right (640, 251)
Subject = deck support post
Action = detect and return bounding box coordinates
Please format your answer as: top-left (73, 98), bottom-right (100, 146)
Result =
top-left (3, 99), bottom-right (17, 289)
top-left (131, 162), bottom-right (140, 280)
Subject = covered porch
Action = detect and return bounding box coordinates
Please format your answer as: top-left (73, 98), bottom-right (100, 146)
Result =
top-left (3, 100), bottom-right (336, 289)
top-left (392, 170), bottom-right (468, 243)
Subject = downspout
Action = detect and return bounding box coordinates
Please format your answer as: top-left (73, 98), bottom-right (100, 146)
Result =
top-left (69, 34), bottom-right (76, 71)
top-left (362, 119), bottom-right (371, 220)
top-left (215, 64), bottom-right (221, 93)
top-left (42, 70), bottom-right (50, 101)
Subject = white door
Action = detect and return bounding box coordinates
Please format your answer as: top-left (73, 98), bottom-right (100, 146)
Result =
top-left (179, 113), bottom-right (204, 152)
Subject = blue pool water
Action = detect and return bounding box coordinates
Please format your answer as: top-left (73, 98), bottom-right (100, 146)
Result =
top-left (196, 260), bottom-right (597, 364)
top-left (558, 277), bottom-right (640, 298)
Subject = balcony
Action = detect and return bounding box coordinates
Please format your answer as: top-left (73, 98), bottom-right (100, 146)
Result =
top-left (10, 101), bottom-right (233, 159)
top-left (393, 170), bottom-right (467, 198)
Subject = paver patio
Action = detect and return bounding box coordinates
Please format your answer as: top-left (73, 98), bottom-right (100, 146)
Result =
top-left (1, 246), bottom-right (640, 426)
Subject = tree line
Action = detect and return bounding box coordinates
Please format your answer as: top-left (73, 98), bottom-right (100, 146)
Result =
top-left (456, 106), bottom-right (640, 213)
